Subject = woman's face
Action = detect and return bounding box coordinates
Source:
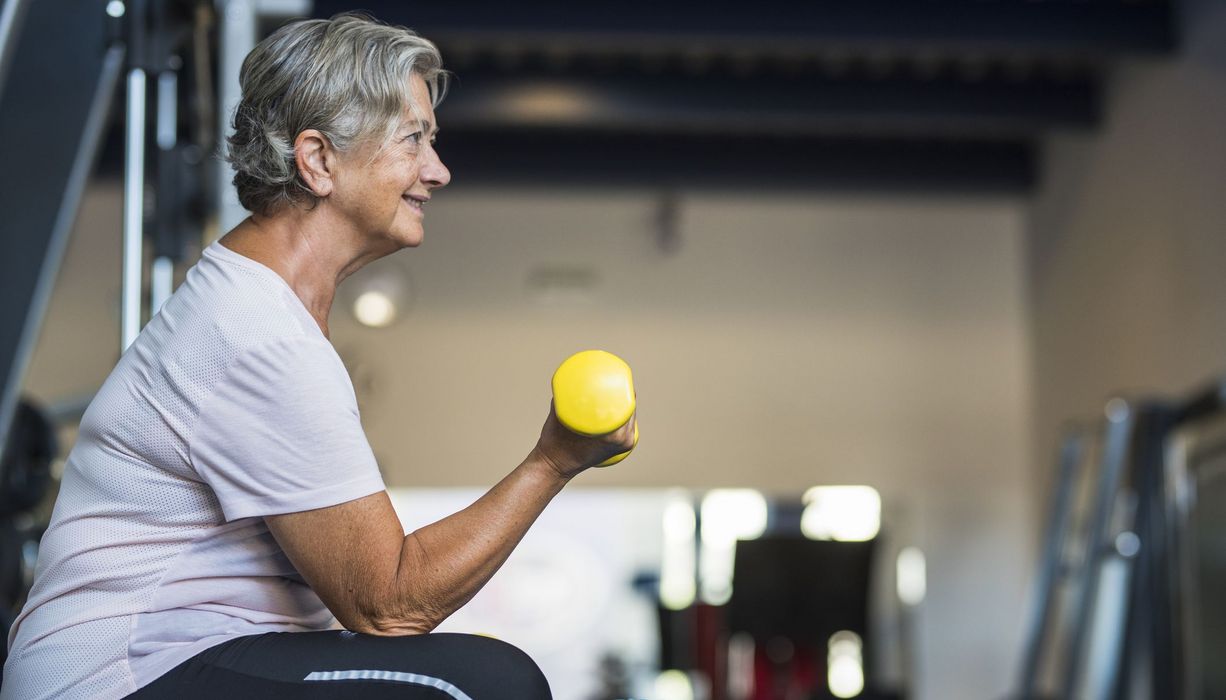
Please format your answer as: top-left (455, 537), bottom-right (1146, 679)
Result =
top-left (332, 73), bottom-right (451, 250)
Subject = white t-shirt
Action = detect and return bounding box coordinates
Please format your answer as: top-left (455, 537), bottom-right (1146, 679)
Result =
top-left (3, 241), bottom-right (387, 700)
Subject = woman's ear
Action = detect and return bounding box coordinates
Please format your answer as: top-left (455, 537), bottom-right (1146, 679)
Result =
top-left (294, 129), bottom-right (335, 198)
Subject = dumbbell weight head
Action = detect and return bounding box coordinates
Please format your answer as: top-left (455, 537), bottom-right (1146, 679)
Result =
top-left (552, 350), bottom-right (638, 467)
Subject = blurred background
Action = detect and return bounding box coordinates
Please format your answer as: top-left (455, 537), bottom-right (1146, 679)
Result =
top-left (2, 0), bottom-right (1225, 698)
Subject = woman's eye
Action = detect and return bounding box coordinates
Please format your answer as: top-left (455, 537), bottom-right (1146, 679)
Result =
top-left (404, 132), bottom-right (422, 144)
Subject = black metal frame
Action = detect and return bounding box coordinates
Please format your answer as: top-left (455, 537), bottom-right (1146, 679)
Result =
top-left (1162, 381), bottom-right (1226, 700)
top-left (1114, 403), bottom-right (1178, 700)
top-left (1015, 378), bottom-right (1226, 700)
top-left (1016, 395), bottom-right (1185, 700)
top-left (0, 0), bottom-right (124, 461)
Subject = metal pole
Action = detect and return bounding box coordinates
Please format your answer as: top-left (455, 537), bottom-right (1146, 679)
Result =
top-left (1018, 429), bottom-right (1087, 698)
top-left (120, 0), bottom-right (148, 351)
top-left (156, 70), bottom-right (176, 150)
top-left (1062, 399), bottom-right (1134, 699)
top-left (150, 258), bottom-right (173, 314)
top-left (0, 0), bottom-right (30, 98)
top-left (216, 0), bottom-right (312, 235)
top-left (217, 0), bottom-right (255, 235)
top-left (121, 66), bottom-right (146, 351)
top-left (151, 69), bottom-right (177, 314)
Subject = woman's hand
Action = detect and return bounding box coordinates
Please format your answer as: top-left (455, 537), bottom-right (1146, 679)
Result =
top-left (531, 401), bottom-right (637, 480)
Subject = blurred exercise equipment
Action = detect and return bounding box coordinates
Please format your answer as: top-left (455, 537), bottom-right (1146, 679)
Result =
top-left (652, 504), bottom-right (903, 700)
top-left (0, 0), bottom-right (308, 471)
top-left (1164, 383), bottom-right (1226, 700)
top-left (1016, 380), bottom-right (1226, 700)
top-left (1017, 427), bottom-right (1092, 698)
top-left (0, 399), bottom-right (56, 672)
top-left (728, 537), bottom-right (876, 700)
top-left (0, 0), bottom-right (121, 462)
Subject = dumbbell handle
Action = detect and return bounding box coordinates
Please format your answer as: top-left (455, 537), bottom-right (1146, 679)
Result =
top-left (551, 350), bottom-right (638, 467)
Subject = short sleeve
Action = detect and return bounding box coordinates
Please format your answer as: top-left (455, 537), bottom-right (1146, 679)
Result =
top-left (189, 336), bottom-right (386, 521)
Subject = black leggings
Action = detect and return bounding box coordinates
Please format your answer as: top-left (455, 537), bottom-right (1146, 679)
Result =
top-left (127, 631), bottom-right (552, 699)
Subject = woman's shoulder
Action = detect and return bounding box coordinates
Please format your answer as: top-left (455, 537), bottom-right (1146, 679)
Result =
top-left (173, 244), bottom-right (323, 348)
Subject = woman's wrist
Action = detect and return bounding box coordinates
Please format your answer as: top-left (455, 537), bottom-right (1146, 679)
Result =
top-left (524, 446), bottom-right (580, 487)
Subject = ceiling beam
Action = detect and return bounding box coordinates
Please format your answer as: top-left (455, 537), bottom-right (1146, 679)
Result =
top-left (439, 67), bottom-right (1099, 137)
top-left (317, 0), bottom-right (1176, 56)
top-left (432, 129), bottom-right (1037, 194)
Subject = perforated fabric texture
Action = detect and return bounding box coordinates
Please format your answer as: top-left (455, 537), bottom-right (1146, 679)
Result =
top-left (2, 242), bottom-right (385, 700)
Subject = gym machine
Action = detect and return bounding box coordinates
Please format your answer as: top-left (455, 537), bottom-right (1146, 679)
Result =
top-left (0, 0), bottom-right (311, 475)
top-left (1016, 380), bottom-right (1226, 699)
top-left (0, 0), bottom-right (304, 650)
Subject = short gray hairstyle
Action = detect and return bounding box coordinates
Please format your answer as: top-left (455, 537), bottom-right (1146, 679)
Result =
top-left (225, 12), bottom-right (448, 216)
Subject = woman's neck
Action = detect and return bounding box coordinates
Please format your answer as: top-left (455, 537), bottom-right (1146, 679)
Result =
top-left (219, 210), bottom-right (377, 339)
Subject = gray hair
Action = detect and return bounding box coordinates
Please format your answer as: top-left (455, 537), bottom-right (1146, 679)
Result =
top-left (225, 12), bottom-right (448, 216)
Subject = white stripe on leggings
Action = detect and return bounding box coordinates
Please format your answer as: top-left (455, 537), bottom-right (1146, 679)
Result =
top-left (303, 669), bottom-right (473, 699)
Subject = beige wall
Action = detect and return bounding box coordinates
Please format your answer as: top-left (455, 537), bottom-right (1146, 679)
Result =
top-left (27, 188), bottom-right (1033, 697)
top-left (22, 185), bottom-right (123, 405)
top-left (326, 189), bottom-right (1035, 699)
top-left (1028, 0), bottom-right (1226, 484)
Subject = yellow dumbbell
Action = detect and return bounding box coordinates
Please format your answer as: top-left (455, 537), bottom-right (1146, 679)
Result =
top-left (552, 350), bottom-right (639, 467)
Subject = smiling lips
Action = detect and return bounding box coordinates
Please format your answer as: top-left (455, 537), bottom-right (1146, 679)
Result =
top-left (402, 194), bottom-right (428, 214)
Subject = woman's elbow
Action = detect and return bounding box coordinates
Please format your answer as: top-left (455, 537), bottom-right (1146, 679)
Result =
top-left (343, 596), bottom-right (443, 636)
top-left (345, 615), bottom-right (435, 636)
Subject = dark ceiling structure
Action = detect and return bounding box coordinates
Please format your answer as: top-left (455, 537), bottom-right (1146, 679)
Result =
top-left (313, 0), bottom-right (1179, 194)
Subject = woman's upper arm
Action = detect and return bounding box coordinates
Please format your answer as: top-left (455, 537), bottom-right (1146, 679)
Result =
top-left (264, 490), bottom-right (418, 634)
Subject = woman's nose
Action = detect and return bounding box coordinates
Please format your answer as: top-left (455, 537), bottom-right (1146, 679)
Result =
top-left (422, 148), bottom-right (451, 189)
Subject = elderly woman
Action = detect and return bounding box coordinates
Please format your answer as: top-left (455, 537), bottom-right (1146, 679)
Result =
top-left (2, 13), bottom-right (634, 700)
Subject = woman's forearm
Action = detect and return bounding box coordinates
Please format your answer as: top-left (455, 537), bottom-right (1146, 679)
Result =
top-left (358, 450), bottom-right (571, 635)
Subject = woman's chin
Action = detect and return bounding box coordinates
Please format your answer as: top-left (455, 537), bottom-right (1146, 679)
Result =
top-left (385, 226), bottom-right (424, 249)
